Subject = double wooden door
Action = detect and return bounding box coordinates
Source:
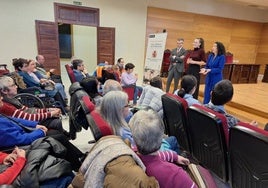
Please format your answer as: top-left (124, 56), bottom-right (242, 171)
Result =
top-left (35, 3), bottom-right (115, 75)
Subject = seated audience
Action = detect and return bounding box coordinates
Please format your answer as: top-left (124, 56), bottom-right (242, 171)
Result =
top-left (80, 76), bottom-right (102, 107)
top-left (22, 58), bottom-right (67, 102)
top-left (138, 76), bottom-right (165, 118)
top-left (121, 63), bottom-right (143, 105)
top-left (71, 59), bottom-right (90, 82)
top-left (0, 76), bottom-right (68, 134)
top-left (93, 61), bottom-right (109, 79)
top-left (12, 58), bottom-right (68, 110)
top-left (0, 141), bottom-right (74, 187)
top-left (35, 55), bottom-right (53, 76)
top-left (100, 65), bottom-right (116, 84)
top-left (100, 91), bottom-right (179, 153)
top-left (174, 75), bottom-right (201, 106)
top-left (129, 109), bottom-right (197, 188)
top-left (116, 57), bottom-right (125, 75)
top-left (0, 113), bottom-right (85, 171)
top-left (35, 54), bottom-right (62, 82)
top-left (0, 147), bottom-right (26, 185)
top-left (112, 64), bottom-right (121, 82)
top-left (103, 79), bottom-right (123, 95)
top-left (205, 79), bottom-right (257, 128)
top-left (102, 79), bottom-right (133, 122)
top-left (73, 135), bottom-right (159, 188)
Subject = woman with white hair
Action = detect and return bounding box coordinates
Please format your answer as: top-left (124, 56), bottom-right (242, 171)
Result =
top-left (100, 91), bottom-right (179, 153)
top-left (129, 109), bottom-right (197, 188)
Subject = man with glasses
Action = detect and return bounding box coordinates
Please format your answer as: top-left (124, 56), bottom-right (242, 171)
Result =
top-left (72, 59), bottom-right (90, 82)
top-left (166, 38), bottom-right (187, 93)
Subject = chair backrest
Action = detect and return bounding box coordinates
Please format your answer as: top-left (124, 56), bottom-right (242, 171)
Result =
top-left (0, 64), bottom-right (10, 76)
top-left (69, 82), bottom-right (93, 139)
top-left (86, 110), bottom-right (113, 141)
top-left (187, 104), bottom-right (229, 182)
top-left (65, 64), bottom-right (76, 83)
top-left (122, 85), bottom-right (135, 101)
top-left (229, 123), bottom-right (268, 188)
top-left (161, 93), bottom-right (191, 152)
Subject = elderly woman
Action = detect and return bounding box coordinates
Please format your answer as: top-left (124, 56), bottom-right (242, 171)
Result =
top-left (100, 91), bottom-right (179, 153)
top-left (129, 110), bottom-right (197, 188)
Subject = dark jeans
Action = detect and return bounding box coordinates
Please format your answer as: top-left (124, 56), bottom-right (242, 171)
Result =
top-left (133, 86), bottom-right (143, 105)
top-left (40, 118), bottom-right (63, 132)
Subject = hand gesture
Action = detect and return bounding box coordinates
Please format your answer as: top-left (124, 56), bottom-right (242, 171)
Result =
top-left (3, 153), bottom-right (17, 165)
top-left (36, 125), bottom-right (48, 135)
top-left (83, 67), bottom-right (88, 74)
top-left (199, 68), bottom-right (206, 74)
top-left (176, 155), bottom-right (190, 166)
top-left (187, 58), bottom-right (192, 64)
top-left (13, 147), bottom-right (26, 158)
top-left (51, 108), bottom-right (61, 117)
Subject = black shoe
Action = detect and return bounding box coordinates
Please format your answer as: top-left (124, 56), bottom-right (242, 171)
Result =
top-left (63, 130), bottom-right (71, 140)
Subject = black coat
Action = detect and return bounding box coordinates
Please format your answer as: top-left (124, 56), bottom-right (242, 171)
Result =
top-left (13, 137), bottom-right (72, 188)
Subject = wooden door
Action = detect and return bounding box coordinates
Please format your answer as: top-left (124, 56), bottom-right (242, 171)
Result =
top-left (35, 20), bottom-right (60, 74)
top-left (97, 27), bottom-right (115, 65)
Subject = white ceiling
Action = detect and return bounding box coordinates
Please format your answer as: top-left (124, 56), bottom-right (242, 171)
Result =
top-left (220, 0), bottom-right (268, 9)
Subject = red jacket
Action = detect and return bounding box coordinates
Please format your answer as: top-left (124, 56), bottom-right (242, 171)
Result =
top-left (0, 152), bottom-right (26, 185)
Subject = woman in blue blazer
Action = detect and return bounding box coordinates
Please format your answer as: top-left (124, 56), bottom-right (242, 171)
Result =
top-left (201, 42), bottom-right (226, 104)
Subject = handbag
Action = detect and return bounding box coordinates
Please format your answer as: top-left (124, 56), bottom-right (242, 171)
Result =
top-left (186, 163), bottom-right (217, 188)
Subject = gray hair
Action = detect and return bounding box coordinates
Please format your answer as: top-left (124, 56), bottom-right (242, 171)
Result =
top-left (103, 79), bottom-right (122, 95)
top-left (100, 90), bottom-right (128, 135)
top-left (129, 109), bottom-right (164, 155)
top-left (0, 76), bottom-right (14, 94)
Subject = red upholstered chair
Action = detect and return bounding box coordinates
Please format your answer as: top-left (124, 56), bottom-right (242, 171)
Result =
top-left (161, 93), bottom-right (191, 153)
top-left (229, 122), bottom-right (268, 188)
top-left (86, 110), bottom-right (113, 141)
top-left (65, 64), bottom-right (76, 83)
top-left (122, 85), bottom-right (136, 101)
top-left (187, 104), bottom-right (229, 182)
top-left (0, 64), bottom-right (10, 76)
top-left (69, 82), bottom-right (94, 139)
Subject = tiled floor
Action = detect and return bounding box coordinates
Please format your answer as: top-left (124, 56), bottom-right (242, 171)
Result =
top-left (62, 117), bottom-right (94, 153)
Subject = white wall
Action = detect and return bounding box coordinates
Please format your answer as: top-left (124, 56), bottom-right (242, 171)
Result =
top-left (0, 0), bottom-right (267, 77)
top-left (72, 25), bottom-right (97, 74)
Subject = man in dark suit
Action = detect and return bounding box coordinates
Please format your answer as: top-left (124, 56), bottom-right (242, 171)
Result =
top-left (166, 38), bottom-right (187, 93)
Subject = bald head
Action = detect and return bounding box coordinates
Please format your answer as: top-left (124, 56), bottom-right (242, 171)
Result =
top-left (103, 79), bottom-right (122, 95)
top-left (36, 55), bottom-right (45, 64)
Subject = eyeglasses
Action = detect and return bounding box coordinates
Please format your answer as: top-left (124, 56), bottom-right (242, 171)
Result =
top-left (124, 104), bottom-right (131, 108)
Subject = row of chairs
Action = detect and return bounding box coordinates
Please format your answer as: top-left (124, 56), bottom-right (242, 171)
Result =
top-left (68, 82), bottom-right (113, 141)
top-left (161, 93), bottom-right (268, 187)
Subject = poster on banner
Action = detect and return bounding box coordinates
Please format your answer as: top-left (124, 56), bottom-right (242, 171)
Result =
top-left (143, 32), bottom-right (167, 83)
